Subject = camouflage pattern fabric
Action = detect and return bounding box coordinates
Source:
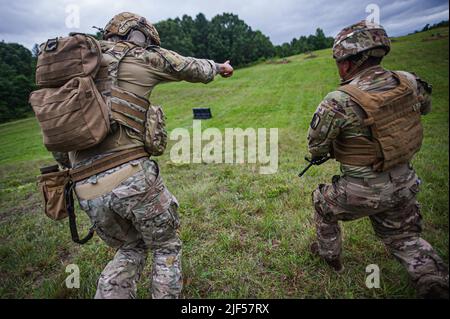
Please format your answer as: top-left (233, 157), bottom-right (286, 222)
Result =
top-left (313, 170), bottom-right (449, 298)
top-left (143, 105), bottom-right (168, 156)
top-left (104, 12), bottom-right (161, 47)
top-left (308, 64), bottom-right (448, 298)
top-left (52, 151), bottom-right (72, 169)
top-left (98, 40), bottom-right (219, 97)
top-left (333, 20), bottom-right (391, 62)
top-left (77, 159), bottom-right (182, 299)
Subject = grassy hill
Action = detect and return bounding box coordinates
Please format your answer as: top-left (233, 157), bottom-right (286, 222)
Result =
top-left (0, 27), bottom-right (448, 298)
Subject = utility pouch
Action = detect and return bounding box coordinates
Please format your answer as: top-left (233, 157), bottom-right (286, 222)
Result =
top-left (38, 166), bottom-right (95, 244)
top-left (144, 105), bottom-right (168, 156)
top-left (38, 168), bottom-right (71, 221)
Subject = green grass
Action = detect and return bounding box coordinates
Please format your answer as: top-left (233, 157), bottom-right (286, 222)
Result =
top-left (0, 27), bottom-right (448, 299)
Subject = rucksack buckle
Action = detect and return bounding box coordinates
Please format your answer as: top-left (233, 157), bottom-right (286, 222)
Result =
top-left (45, 38), bottom-right (58, 52)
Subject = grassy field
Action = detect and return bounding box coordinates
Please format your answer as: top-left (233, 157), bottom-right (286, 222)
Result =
top-left (0, 27), bottom-right (448, 299)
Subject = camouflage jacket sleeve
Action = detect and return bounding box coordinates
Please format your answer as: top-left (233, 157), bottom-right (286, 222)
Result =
top-left (52, 152), bottom-right (71, 169)
top-left (147, 46), bottom-right (219, 84)
top-left (397, 71), bottom-right (432, 115)
top-left (307, 91), bottom-right (348, 158)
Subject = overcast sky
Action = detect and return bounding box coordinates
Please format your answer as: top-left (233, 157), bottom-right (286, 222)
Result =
top-left (0, 0), bottom-right (448, 50)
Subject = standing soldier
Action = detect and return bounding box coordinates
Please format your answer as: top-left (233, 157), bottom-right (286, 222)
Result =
top-left (53, 12), bottom-right (233, 299)
top-left (307, 21), bottom-right (448, 298)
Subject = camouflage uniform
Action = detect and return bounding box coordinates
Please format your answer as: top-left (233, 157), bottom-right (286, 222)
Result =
top-left (54, 13), bottom-right (220, 299)
top-left (77, 159), bottom-right (181, 299)
top-left (308, 21), bottom-right (449, 298)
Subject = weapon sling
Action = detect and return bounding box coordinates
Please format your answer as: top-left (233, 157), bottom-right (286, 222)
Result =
top-left (65, 181), bottom-right (95, 245)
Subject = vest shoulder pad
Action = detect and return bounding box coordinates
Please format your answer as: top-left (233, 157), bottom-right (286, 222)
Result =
top-left (99, 40), bottom-right (115, 53)
top-left (395, 71), bottom-right (419, 90)
top-left (397, 70), bottom-right (433, 94)
top-left (321, 90), bottom-right (352, 113)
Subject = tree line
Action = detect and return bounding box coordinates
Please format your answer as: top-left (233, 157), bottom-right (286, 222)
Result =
top-left (0, 42), bottom-right (36, 123)
top-left (1, 12), bottom-right (336, 123)
top-left (412, 20), bottom-right (449, 34)
top-left (155, 13), bottom-right (334, 64)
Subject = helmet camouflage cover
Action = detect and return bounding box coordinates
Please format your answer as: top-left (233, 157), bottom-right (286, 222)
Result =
top-left (333, 20), bottom-right (391, 62)
top-left (104, 12), bottom-right (161, 46)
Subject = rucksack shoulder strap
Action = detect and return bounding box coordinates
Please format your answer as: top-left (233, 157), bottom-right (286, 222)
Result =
top-left (106, 41), bottom-right (137, 85)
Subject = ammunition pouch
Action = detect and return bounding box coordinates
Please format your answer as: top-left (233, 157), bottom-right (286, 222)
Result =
top-left (38, 169), bottom-right (71, 221)
top-left (144, 105), bottom-right (167, 156)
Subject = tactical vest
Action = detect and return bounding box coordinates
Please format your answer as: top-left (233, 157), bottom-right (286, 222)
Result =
top-left (95, 42), bottom-right (167, 157)
top-left (98, 42), bottom-right (149, 134)
top-left (333, 72), bottom-right (423, 172)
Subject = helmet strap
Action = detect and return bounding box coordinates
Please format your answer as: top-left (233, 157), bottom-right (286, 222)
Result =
top-left (126, 30), bottom-right (148, 47)
top-left (342, 52), bottom-right (370, 82)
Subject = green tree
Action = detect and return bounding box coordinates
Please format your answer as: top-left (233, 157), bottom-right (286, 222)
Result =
top-left (0, 42), bottom-right (36, 123)
top-left (32, 43), bottom-right (40, 58)
top-left (193, 13), bottom-right (210, 58)
top-left (207, 13), bottom-right (274, 66)
top-left (155, 18), bottom-right (195, 56)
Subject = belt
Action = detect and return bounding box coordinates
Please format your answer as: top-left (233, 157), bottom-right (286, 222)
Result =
top-left (344, 163), bottom-right (411, 185)
top-left (75, 163), bottom-right (143, 200)
top-left (70, 147), bottom-right (149, 183)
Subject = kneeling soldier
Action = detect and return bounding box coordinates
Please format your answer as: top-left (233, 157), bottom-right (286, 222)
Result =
top-left (307, 21), bottom-right (448, 298)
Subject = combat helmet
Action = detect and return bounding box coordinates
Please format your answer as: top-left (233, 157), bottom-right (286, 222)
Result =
top-left (333, 20), bottom-right (391, 62)
top-left (104, 12), bottom-right (161, 46)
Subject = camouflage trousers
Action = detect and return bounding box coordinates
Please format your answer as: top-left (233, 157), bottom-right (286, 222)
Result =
top-left (77, 159), bottom-right (182, 299)
top-left (312, 165), bottom-right (449, 298)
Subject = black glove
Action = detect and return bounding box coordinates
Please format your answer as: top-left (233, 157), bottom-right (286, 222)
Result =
top-left (309, 156), bottom-right (330, 165)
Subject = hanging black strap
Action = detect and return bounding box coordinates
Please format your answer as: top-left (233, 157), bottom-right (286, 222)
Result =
top-left (65, 182), bottom-right (95, 245)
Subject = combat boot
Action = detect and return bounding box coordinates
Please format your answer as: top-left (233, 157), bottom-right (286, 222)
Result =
top-left (417, 275), bottom-right (450, 299)
top-left (310, 242), bottom-right (345, 273)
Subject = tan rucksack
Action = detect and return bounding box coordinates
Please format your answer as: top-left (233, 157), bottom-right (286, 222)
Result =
top-left (29, 33), bottom-right (110, 152)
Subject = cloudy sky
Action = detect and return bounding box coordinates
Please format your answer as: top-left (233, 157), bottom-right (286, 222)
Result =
top-left (0, 0), bottom-right (448, 50)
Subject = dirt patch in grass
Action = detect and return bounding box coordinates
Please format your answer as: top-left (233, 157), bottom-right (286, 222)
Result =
top-left (423, 34), bottom-right (448, 41)
top-left (266, 58), bottom-right (291, 65)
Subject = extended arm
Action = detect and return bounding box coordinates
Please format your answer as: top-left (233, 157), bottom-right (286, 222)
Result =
top-left (147, 47), bottom-right (233, 83)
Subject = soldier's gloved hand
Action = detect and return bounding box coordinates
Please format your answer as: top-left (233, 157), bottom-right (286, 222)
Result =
top-left (218, 60), bottom-right (234, 78)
